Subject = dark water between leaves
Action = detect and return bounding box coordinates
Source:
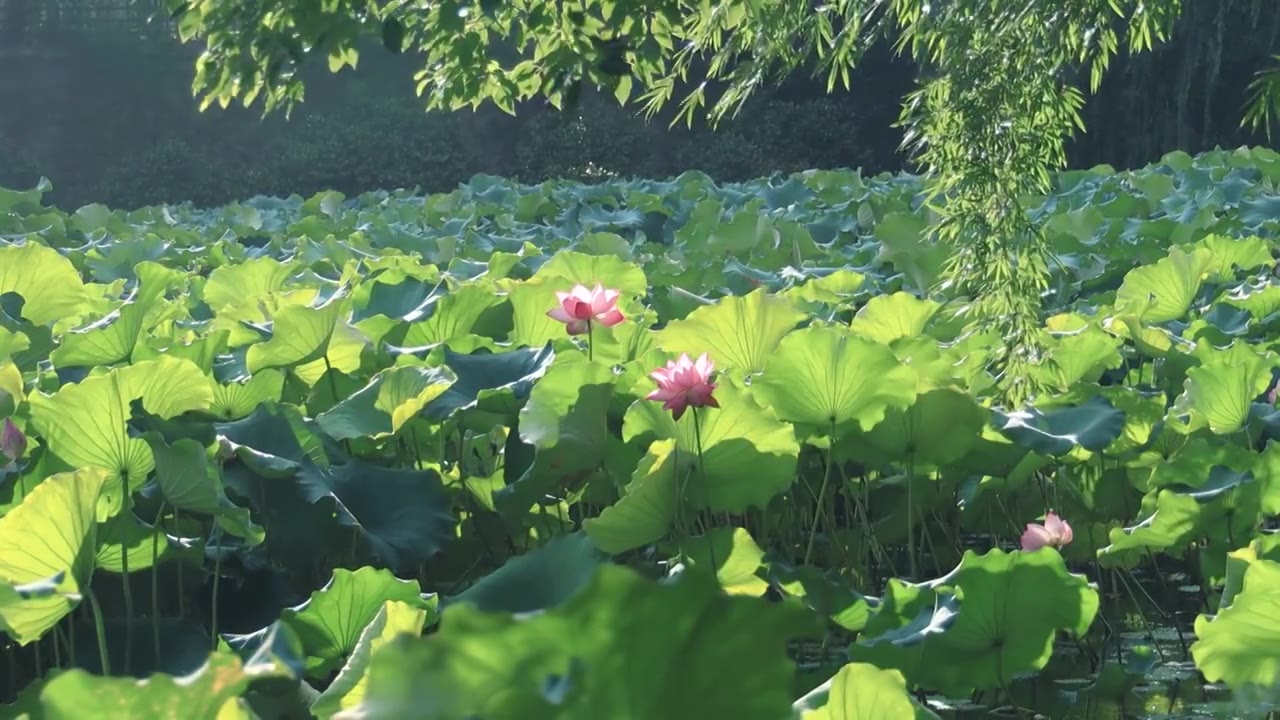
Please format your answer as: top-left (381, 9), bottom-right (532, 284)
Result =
top-left (794, 566), bottom-right (1275, 720)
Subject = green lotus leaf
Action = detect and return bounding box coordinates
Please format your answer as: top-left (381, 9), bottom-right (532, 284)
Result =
top-left (494, 361), bottom-right (615, 518)
top-left (147, 434), bottom-right (263, 544)
top-left (277, 567), bottom-right (435, 677)
top-left (0, 242), bottom-right (87, 326)
top-left (655, 289), bottom-right (805, 373)
top-left (848, 292), bottom-right (941, 345)
top-left (1037, 327), bottom-right (1124, 391)
top-left (795, 663), bottom-right (937, 720)
top-left (0, 326), bottom-right (30, 365)
top-left (853, 548), bottom-right (1098, 696)
top-left (448, 532), bottom-right (606, 615)
top-left (0, 294), bottom-right (55, 371)
top-left (316, 365), bottom-right (456, 440)
top-left (35, 641), bottom-right (295, 720)
top-left (420, 345), bottom-right (555, 422)
top-left (874, 212), bottom-right (947, 292)
top-left (311, 600), bottom-right (430, 719)
top-left (991, 395), bottom-right (1125, 456)
top-left (1224, 282), bottom-right (1280, 322)
top-left (30, 358), bottom-right (213, 519)
top-left (400, 283), bottom-right (512, 347)
top-left (1114, 246), bottom-right (1211, 322)
top-left (210, 369), bottom-right (286, 421)
top-left (1252, 442), bottom-right (1280, 515)
top-left (784, 269), bottom-right (866, 306)
top-left (351, 274), bottom-right (442, 326)
top-left (531, 249), bottom-right (649, 297)
top-left (766, 562), bottom-right (871, 632)
top-left (50, 262), bottom-right (183, 368)
top-left (0, 468), bottom-right (106, 644)
top-left (245, 298), bottom-right (347, 374)
top-left (347, 564), bottom-right (815, 720)
top-left (623, 381), bottom-right (800, 512)
top-left (847, 578), bottom-right (959, 682)
top-left (1099, 466), bottom-right (1260, 568)
top-left (1194, 234), bottom-right (1274, 281)
top-left (845, 388), bottom-right (985, 468)
top-left (1174, 348), bottom-right (1274, 435)
top-left (670, 527), bottom-right (769, 596)
top-left (296, 462), bottom-right (457, 572)
top-left (584, 439), bottom-right (683, 554)
top-left (220, 407), bottom-right (454, 569)
top-left (1089, 384), bottom-right (1166, 458)
top-left (1192, 558), bottom-right (1280, 692)
top-left (755, 326), bottom-right (918, 437)
top-left (94, 511), bottom-right (180, 574)
top-left (203, 256), bottom-right (299, 312)
top-left (1146, 436), bottom-right (1254, 493)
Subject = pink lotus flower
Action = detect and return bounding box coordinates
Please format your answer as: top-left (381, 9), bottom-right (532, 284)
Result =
top-left (645, 353), bottom-right (720, 421)
top-left (1, 418), bottom-right (26, 462)
top-left (1020, 511), bottom-right (1073, 551)
top-left (547, 283), bottom-right (624, 336)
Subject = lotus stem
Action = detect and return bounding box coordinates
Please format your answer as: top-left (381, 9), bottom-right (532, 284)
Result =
top-left (210, 528), bottom-right (223, 650)
top-left (906, 456), bottom-right (918, 580)
top-left (174, 508), bottom-right (186, 619)
top-left (51, 625), bottom-right (62, 668)
top-left (86, 589), bottom-right (111, 675)
top-left (151, 501), bottom-right (167, 664)
top-left (586, 320), bottom-right (594, 362)
top-left (803, 421), bottom-right (837, 566)
top-left (691, 407), bottom-right (717, 572)
top-left (119, 471), bottom-right (134, 675)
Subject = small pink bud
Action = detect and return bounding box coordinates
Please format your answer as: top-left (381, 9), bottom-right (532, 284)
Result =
top-left (1, 419), bottom-right (26, 462)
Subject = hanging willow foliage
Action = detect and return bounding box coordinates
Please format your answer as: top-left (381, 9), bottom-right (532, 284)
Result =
top-left (168, 0), bottom-right (1184, 401)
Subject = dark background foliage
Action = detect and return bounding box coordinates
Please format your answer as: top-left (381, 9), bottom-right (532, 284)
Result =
top-left (0, 0), bottom-right (1275, 209)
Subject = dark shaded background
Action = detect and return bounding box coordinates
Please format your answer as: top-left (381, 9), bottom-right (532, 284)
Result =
top-left (0, 0), bottom-right (1275, 209)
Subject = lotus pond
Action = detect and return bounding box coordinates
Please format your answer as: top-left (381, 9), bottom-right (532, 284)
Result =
top-left (3, 147), bottom-right (1280, 718)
